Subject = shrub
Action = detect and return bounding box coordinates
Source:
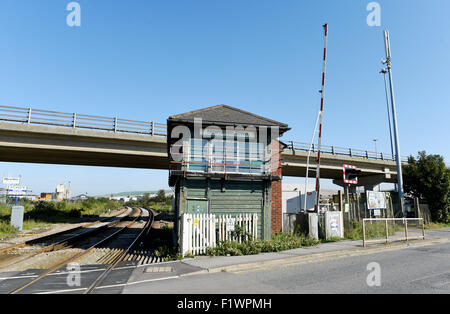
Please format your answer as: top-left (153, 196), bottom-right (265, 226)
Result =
top-left (26, 201), bottom-right (59, 219)
top-left (0, 220), bottom-right (18, 238)
top-left (154, 245), bottom-right (183, 261)
top-left (206, 233), bottom-right (319, 257)
top-left (404, 151), bottom-right (450, 223)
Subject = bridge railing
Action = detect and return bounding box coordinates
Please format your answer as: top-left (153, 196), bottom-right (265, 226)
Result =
top-left (0, 105), bottom-right (166, 136)
top-left (0, 105), bottom-right (408, 163)
top-left (286, 141), bottom-right (408, 163)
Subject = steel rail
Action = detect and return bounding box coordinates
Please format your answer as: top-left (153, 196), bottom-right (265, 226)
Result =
top-left (9, 207), bottom-right (143, 294)
top-left (84, 208), bottom-right (155, 294)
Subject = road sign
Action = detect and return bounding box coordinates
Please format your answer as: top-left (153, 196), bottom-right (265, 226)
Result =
top-left (367, 191), bottom-right (387, 209)
top-left (226, 218), bottom-right (235, 232)
top-left (7, 186), bottom-right (27, 196)
top-left (3, 177), bottom-right (20, 185)
top-left (344, 204), bottom-right (350, 213)
top-left (343, 164), bottom-right (361, 184)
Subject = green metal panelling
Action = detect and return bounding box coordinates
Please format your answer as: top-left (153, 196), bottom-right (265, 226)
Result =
top-left (214, 198), bottom-right (261, 206)
top-left (210, 190), bottom-right (263, 195)
top-left (212, 181), bottom-right (263, 239)
top-left (186, 200), bottom-right (209, 214)
top-left (187, 191), bottom-right (207, 198)
top-left (211, 206), bottom-right (261, 211)
top-left (183, 179), bottom-right (265, 238)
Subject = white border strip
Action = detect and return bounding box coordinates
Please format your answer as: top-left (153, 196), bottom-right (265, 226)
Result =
top-left (36, 275), bottom-right (180, 294)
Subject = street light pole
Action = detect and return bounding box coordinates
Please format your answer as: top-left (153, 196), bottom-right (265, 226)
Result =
top-left (373, 139), bottom-right (378, 158)
top-left (382, 30), bottom-right (405, 217)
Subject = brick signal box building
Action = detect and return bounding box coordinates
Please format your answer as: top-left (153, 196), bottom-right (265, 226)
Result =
top-left (167, 105), bottom-right (290, 242)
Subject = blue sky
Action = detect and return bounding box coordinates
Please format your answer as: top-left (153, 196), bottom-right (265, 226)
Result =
top-left (0, 0), bottom-right (449, 195)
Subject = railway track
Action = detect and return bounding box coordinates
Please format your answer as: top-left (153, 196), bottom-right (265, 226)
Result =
top-left (9, 207), bottom-right (154, 294)
top-left (0, 207), bottom-right (130, 270)
top-left (83, 208), bottom-right (155, 294)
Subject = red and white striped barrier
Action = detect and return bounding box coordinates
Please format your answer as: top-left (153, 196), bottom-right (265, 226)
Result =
top-left (314, 23), bottom-right (329, 212)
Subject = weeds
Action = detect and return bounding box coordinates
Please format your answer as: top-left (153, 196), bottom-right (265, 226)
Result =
top-left (206, 233), bottom-right (319, 257)
top-left (0, 221), bottom-right (18, 239)
top-left (154, 246), bottom-right (183, 261)
top-left (344, 220), bottom-right (404, 240)
top-left (0, 198), bottom-right (122, 239)
top-left (320, 237), bottom-right (343, 243)
top-left (424, 222), bottom-right (450, 229)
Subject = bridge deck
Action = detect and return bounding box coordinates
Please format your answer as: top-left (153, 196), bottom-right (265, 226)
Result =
top-left (0, 121), bottom-right (398, 183)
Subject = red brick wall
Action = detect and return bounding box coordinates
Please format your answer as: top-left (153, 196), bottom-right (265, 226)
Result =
top-left (271, 179), bottom-right (282, 234)
top-left (271, 141), bottom-right (283, 234)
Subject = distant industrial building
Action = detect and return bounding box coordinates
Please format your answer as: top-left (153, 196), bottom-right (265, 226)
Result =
top-left (109, 196), bottom-right (140, 202)
top-left (282, 183), bottom-right (339, 214)
top-left (39, 182), bottom-right (72, 201)
top-left (55, 182), bottom-right (71, 200)
top-left (40, 192), bottom-right (52, 200)
top-left (71, 194), bottom-right (89, 202)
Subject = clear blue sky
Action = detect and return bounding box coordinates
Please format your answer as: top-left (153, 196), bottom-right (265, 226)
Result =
top-left (0, 0), bottom-right (448, 195)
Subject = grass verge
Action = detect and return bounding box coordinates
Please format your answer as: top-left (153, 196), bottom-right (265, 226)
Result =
top-left (0, 198), bottom-right (122, 240)
top-left (424, 222), bottom-right (450, 229)
top-left (344, 221), bottom-right (404, 240)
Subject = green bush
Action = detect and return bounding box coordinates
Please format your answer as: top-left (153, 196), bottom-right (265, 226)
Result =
top-left (206, 233), bottom-right (319, 257)
top-left (0, 220), bottom-right (18, 238)
top-left (404, 151), bottom-right (450, 223)
top-left (24, 201), bottom-right (81, 222)
top-left (0, 198), bottom-right (122, 238)
top-left (154, 245), bottom-right (183, 261)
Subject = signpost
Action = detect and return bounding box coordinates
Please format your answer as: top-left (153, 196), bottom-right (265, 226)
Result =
top-left (3, 177), bottom-right (21, 185)
top-left (343, 164), bottom-right (361, 209)
top-left (226, 218), bottom-right (235, 233)
top-left (367, 191), bottom-right (387, 218)
top-left (7, 186), bottom-right (27, 196)
top-left (342, 165), bottom-right (361, 232)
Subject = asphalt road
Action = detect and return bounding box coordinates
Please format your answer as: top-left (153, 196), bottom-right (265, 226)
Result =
top-left (123, 241), bottom-right (450, 294)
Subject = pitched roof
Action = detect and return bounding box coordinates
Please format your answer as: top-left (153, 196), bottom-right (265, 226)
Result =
top-left (168, 104), bottom-right (289, 129)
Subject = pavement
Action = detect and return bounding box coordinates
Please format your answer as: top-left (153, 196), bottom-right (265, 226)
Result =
top-left (122, 227), bottom-right (450, 294)
top-left (0, 227), bottom-right (448, 294)
top-left (178, 227), bottom-right (450, 274)
top-left (123, 238), bottom-right (450, 294)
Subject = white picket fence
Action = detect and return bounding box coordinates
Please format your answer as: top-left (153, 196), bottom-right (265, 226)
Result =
top-left (216, 214), bottom-right (258, 243)
top-left (180, 213), bottom-right (259, 256)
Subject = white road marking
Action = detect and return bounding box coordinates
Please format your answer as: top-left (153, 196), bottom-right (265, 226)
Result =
top-left (36, 275), bottom-right (180, 294)
top-left (0, 260), bottom-right (179, 281)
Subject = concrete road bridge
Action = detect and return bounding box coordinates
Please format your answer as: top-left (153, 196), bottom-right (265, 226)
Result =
top-left (0, 106), bottom-right (406, 187)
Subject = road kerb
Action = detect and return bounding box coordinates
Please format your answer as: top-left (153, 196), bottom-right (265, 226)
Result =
top-left (193, 238), bottom-right (449, 275)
